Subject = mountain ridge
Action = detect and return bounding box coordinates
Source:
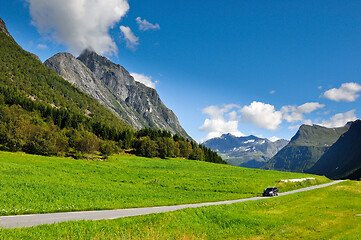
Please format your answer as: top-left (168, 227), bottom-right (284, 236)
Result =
top-left (263, 124), bottom-right (350, 172)
top-left (45, 49), bottom-right (191, 139)
top-left (308, 120), bottom-right (361, 179)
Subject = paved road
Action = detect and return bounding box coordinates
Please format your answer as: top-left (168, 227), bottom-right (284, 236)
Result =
top-left (0, 180), bottom-right (346, 229)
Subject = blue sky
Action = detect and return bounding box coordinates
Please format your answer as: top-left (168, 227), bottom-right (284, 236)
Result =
top-left (1, 0), bottom-right (361, 142)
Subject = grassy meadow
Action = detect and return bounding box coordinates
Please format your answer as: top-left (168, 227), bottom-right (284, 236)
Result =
top-left (1, 180), bottom-right (360, 239)
top-left (0, 151), bottom-right (328, 216)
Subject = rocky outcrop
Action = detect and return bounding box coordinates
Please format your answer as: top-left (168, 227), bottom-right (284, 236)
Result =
top-left (45, 50), bottom-right (191, 139)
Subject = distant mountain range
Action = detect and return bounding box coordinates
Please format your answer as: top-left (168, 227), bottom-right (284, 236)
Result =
top-left (203, 134), bottom-right (288, 168)
top-left (263, 124), bottom-right (350, 173)
top-left (308, 120), bottom-right (361, 179)
top-left (45, 50), bottom-right (190, 139)
top-left (204, 121), bottom-right (361, 180)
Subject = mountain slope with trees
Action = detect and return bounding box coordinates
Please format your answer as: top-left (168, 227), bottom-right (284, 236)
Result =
top-left (263, 124), bottom-right (350, 172)
top-left (308, 120), bottom-right (361, 179)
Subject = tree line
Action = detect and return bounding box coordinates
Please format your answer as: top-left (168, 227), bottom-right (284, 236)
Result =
top-left (0, 87), bottom-right (225, 164)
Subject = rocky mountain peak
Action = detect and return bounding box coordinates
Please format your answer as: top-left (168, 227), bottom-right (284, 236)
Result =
top-left (46, 52), bottom-right (76, 63)
top-left (45, 50), bottom-right (191, 139)
top-left (78, 48), bottom-right (103, 62)
top-left (77, 49), bottom-right (135, 88)
top-left (77, 49), bottom-right (118, 70)
top-left (0, 17), bottom-right (13, 40)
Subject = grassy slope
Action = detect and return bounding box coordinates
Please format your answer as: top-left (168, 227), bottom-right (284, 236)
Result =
top-left (0, 151), bottom-right (328, 216)
top-left (1, 181), bottom-right (359, 240)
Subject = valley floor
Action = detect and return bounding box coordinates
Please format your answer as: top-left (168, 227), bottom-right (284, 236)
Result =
top-left (0, 181), bottom-right (360, 239)
top-left (0, 151), bottom-right (327, 216)
top-left (0, 180), bottom-right (344, 228)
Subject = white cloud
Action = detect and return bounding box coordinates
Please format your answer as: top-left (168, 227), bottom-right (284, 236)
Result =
top-left (228, 111), bottom-right (238, 121)
top-left (130, 73), bottom-right (157, 89)
top-left (36, 43), bottom-right (48, 50)
top-left (322, 82), bottom-right (361, 102)
top-left (288, 125), bottom-right (301, 130)
top-left (303, 119), bottom-right (313, 125)
top-left (298, 102), bottom-right (325, 113)
top-left (26, 0), bottom-right (130, 55)
top-left (119, 26), bottom-right (139, 49)
top-left (320, 110), bottom-right (357, 128)
top-left (199, 105), bottom-right (244, 142)
top-left (202, 104), bottom-right (239, 120)
top-left (269, 90), bottom-right (276, 94)
top-left (240, 101), bottom-right (282, 130)
top-left (281, 102), bottom-right (324, 123)
top-left (136, 17), bottom-right (160, 31)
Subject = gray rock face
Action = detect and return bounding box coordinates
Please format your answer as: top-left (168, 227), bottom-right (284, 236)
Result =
top-left (203, 134), bottom-right (289, 168)
top-left (45, 50), bottom-right (191, 139)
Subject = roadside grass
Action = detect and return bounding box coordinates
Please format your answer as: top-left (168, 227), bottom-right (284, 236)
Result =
top-left (1, 181), bottom-right (359, 240)
top-left (0, 151), bottom-right (328, 216)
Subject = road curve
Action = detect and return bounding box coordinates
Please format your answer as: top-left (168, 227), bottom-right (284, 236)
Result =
top-left (0, 180), bottom-right (346, 229)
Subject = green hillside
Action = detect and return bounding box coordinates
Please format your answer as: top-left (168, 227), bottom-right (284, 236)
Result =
top-left (309, 120), bottom-right (361, 179)
top-left (0, 151), bottom-right (328, 216)
top-left (0, 18), bottom-right (222, 163)
top-left (0, 26), bottom-right (130, 130)
top-left (0, 20), bottom-right (131, 156)
top-left (1, 180), bottom-right (359, 239)
top-left (263, 124), bottom-right (349, 172)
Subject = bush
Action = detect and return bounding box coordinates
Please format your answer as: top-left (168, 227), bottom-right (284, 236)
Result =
top-left (100, 141), bottom-right (119, 157)
top-left (75, 132), bottom-right (100, 154)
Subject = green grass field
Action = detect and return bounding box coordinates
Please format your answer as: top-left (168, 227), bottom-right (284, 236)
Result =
top-left (0, 151), bottom-right (328, 216)
top-left (1, 181), bottom-right (359, 239)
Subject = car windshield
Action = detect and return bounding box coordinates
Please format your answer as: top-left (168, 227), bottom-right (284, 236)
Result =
top-left (265, 188), bottom-right (274, 191)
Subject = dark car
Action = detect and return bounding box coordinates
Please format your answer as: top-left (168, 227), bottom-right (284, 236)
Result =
top-left (263, 187), bottom-right (279, 197)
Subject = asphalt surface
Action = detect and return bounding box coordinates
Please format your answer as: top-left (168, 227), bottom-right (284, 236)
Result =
top-left (0, 180), bottom-right (346, 229)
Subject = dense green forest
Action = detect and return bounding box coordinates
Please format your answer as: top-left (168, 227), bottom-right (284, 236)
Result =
top-left (0, 27), bottom-right (224, 164)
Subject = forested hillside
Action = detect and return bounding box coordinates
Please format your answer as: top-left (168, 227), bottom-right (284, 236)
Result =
top-left (0, 18), bottom-right (223, 164)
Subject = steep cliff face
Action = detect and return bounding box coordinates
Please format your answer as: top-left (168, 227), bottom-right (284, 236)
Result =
top-left (45, 50), bottom-right (191, 139)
